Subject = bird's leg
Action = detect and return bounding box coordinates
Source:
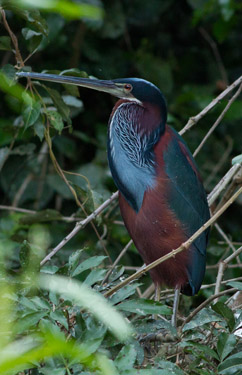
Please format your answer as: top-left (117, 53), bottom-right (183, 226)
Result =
top-left (154, 283), bottom-right (161, 302)
top-left (171, 286), bottom-right (180, 328)
top-left (139, 284), bottom-right (179, 345)
top-left (152, 283), bottom-right (160, 320)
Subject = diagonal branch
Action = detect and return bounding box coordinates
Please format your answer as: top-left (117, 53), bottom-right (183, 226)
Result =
top-left (181, 287), bottom-right (237, 328)
top-left (102, 239), bottom-right (133, 284)
top-left (214, 245), bottom-right (242, 301)
top-left (40, 191), bottom-right (119, 266)
top-left (193, 83), bottom-right (242, 157)
top-left (207, 163), bottom-right (242, 206)
top-left (179, 75), bottom-right (242, 136)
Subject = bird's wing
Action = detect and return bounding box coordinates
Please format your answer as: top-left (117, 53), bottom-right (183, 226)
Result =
top-left (162, 127), bottom-right (210, 294)
top-left (163, 127), bottom-right (210, 246)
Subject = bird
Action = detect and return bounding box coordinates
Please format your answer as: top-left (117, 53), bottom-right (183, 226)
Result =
top-left (16, 72), bottom-right (210, 326)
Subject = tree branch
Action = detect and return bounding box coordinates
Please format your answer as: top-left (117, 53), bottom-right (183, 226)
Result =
top-left (193, 83), bottom-right (242, 157)
top-left (40, 191), bottom-right (119, 266)
top-left (214, 245), bottom-right (242, 301)
top-left (179, 75), bottom-right (242, 136)
top-left (181, 288), bottom-right (237, 329)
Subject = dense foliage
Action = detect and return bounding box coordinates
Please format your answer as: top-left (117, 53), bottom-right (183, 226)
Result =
top-left (0, 0), bottom-right (241, 374)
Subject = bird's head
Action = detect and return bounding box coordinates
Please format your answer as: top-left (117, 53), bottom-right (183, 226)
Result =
top-left (114, 78), bottom-right (166, 108)
top-left (16, 72), bottom-right (167, 124)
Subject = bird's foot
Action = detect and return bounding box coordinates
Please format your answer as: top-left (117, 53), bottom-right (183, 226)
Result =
top-left (139, 327), bottom-right (178, 344)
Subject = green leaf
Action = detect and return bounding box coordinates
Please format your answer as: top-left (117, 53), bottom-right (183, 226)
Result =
top-left (68, 249), bottom-right (83, 272)
top-left (31, 296), bottom-right (50, 310)
top-left (0, 70), bottom-right (34, 105)
top-left (183, 308), bottom-right (222, 332)
top-left (44, 86), bottom-right (70, 123)
top-left (81, 337), bottom-right (104, 355)
top-left (121, 370), bottom-right (175, 375)
top-left (22, 27), bottom-right (43, 52)
top-left (46, 110), bottom-right (64, 132)
top-left (72, 256), bottom-right (107, 277)
top-left (218, 352), bottom-right (242, 374)
top-left (1, 64), bottom-right (16, 81)
top-left (0, 147), bottom-right (9, 171)
top-left (59, 69), bottom-right (88, 96)
top-left (62, 95), bottom-right (83, 108)
top-left (15, 311), bottom-right (47, 334)
top-left (19, 296), bottom-right (37, 311)
top-left (23, 100), bottom-right (41, 128)
top-left (109, 283), bottom-right (141, 304)
top-left (217, 333), bottom-right (237, 361)
top-left (212, 302), bottom-right (235, 332)
top-left (227, 281), bottom-right (242, 290)
top-left (73, 184), bottom-right (104, 214)
top-left (22, 27), bottom-right (42, 40)
top-left (155, 360), bottom-right (185, 375)
top-left (84, 269), bottom-right (107, 286)
top-left (117, 299), bottom-right (172, 316)
top-left (114, 344), bottom-right (137, 372)
top-left (50, 310), bottom-right (68, 330)
top-left (39, 274), bottom-right (132, 341)
top-left (41, 368), bottom-right (66, 375)
top-left (0, 329), bottom-right (114, 374)
top-left (34, 119), bottom-right (45, 141)
top-left (0, 36), bottom-right (12, 51)
top-left (180, 341), bottom-right (219, 361)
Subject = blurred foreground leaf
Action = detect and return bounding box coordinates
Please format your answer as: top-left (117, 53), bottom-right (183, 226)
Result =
top-left (39, 273), bottom-right (132, 341)
top-left (15, 0), bottom-right (104, 20)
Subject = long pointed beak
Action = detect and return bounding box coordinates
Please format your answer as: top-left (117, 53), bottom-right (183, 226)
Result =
top-left (16, 71), bottom-right (130, 99)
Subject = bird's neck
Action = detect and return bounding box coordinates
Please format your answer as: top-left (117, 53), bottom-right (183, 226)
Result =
top-left (107, 100), bottom-right (164, 212)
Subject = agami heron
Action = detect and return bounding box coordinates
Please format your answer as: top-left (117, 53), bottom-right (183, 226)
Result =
top-left (17, 72), bottom-right (210, 326)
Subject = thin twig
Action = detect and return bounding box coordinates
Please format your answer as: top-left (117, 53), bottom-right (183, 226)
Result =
top-left (205, 136), bottom-right (233, 189)
top-left (179, 75), bottom-right (242, 136)
top-left (199, 27), bottom-right (228, 85)
top-left (0, 129), bottom-right (19, 172)
top-left (0, 205), bottom-right (83, 222)
top-left (0, 9), bottom-right (24, 67)
top-left (40, 191), bottom-right (119, 266)
top-left (214, 245), bottom-right (242, 301)
top-left (181, 288), bottom-right (237, 328)
top-left (207, 163), bottom-right (242, 206)
top-left (207, 264), bottom-right (242, 269)
top-left (11, 174), bottom-right (33, 208)
top-left (214, 168), bottom-right (242, 213)
top-left (202, 276), bottom-right (242, 289)
top-left (141, 283), bottom-right (156, 299)
top-left (193, 83), bottom-right (242, 157)
top-left (11, 143), bottom-right (48, 208)
top-left (0, 205), bottom-right (36, 214)
top-left (103, 186), bottom-right (242, 298)
top-left (102, 239), bottom-right (133, 284)
top-left (215, 223), bottom-right (240, 264)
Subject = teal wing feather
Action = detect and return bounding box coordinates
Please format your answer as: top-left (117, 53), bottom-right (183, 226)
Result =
top-left (163, 127), bottom-right (210, 295)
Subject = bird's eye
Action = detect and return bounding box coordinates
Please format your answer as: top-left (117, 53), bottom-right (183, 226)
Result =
top-left (124, 83), bottom-right (132, 92)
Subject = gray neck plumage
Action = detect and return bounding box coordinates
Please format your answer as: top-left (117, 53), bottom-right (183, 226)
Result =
top-left (107, 101), bottom-right (162, 212)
